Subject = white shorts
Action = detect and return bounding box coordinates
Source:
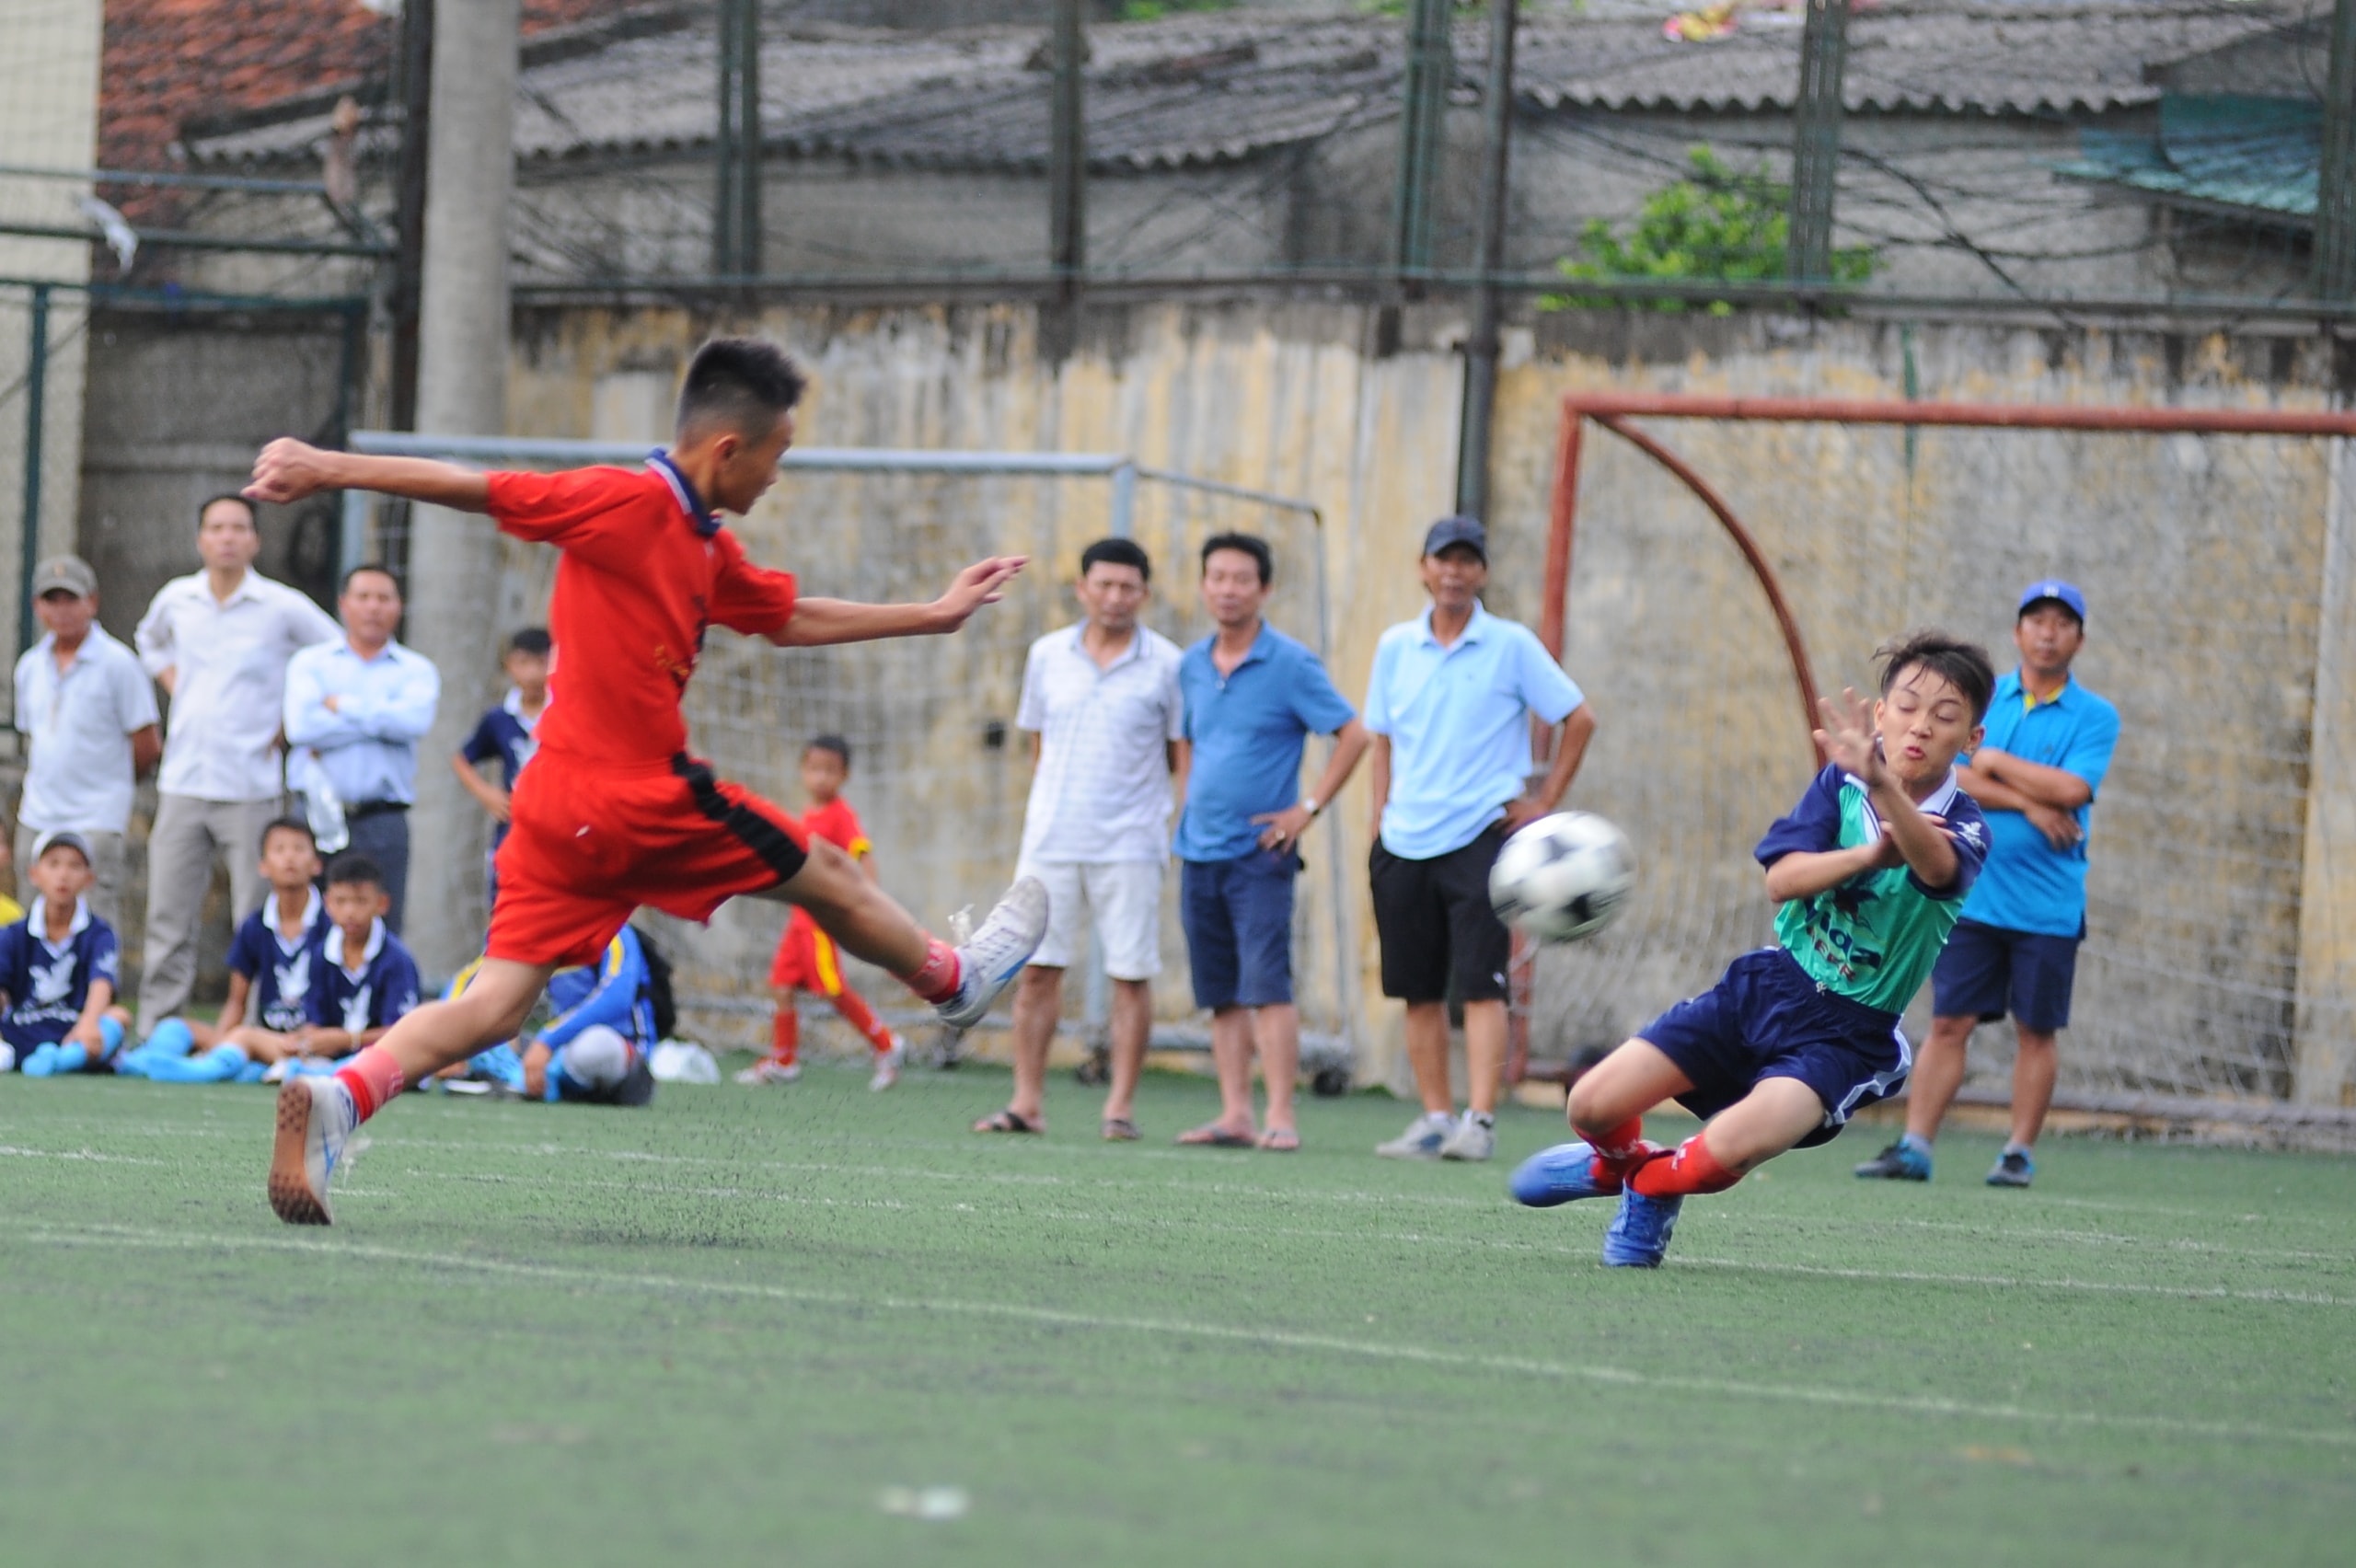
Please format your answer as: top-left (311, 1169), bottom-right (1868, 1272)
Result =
top-left (1020, 859), bottom-right (1165, 980)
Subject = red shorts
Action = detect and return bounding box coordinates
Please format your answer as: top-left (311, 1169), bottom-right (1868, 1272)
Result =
top-left (489, 751), bottom-right (810, 969)
top-left (768, 911), bottom-right (845, 997)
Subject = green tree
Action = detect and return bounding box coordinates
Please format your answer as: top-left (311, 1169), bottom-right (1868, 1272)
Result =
top-left (1543, 146), bottom-right (1877, 315)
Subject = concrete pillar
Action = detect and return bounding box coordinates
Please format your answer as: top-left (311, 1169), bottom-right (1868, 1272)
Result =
top-left (405, 0), bottom-right (518, 980)
top-left (2295, 436), bottom-right (2356, 1106)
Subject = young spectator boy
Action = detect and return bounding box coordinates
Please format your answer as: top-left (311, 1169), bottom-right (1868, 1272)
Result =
top-left (453, 628), bottom-right (549, 915)
top-left (301, 853), bottom-right (422, 1058)
top-left (739, 735), bottom-right (907, 1090)
top-left (458, 924), bottom-right (659, 1106)
top-left (0, 832), bottom-right (131, 1076)
top-left (121, 817), bottom-right (327, 1083)
top-left (1508, 634), bottom-right (1993, 1267)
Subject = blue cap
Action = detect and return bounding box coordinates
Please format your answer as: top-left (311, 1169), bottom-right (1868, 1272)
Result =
top-left (2017, 579), bottom-right (2085, 623)
top-left (1422, 515), bottom-right (1487, 561)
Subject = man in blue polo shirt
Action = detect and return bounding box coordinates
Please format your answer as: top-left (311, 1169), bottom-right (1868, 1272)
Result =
top-left (1364, 517), bottom-right (1598, 1163)
top-left (1857, 580), bottom-right (2119, 1189)
top-left (1172, 533), bottom-right (1368, 1152)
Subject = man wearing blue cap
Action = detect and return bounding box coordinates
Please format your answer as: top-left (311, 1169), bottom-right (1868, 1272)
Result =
top-left (1856, 580), bottom-right (2119, 1188)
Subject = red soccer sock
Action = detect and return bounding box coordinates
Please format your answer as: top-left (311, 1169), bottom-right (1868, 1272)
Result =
top-left (897, 937), bottom-right (963, 1005)
top-left (1585, 1115), bottom-right (1648, 1165)
top-left (768, 1007), bottom-right (800, 1066)
top-left (1629, 1134), bottom-right (1744, 1198)
top-left (334, 1045), bottom-right (408, 1124)
top-left (832, 987), bottom-right (895, 1055)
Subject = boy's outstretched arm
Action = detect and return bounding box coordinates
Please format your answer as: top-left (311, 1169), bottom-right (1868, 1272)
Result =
top-left (770, 557), bottom-right (1027, 647)
top-left (247, 438), bottom-right (491, 513)
top-left (1815, 686), bottom-right (1959, 890)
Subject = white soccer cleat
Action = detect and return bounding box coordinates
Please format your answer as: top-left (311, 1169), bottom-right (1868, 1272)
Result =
top-left (733, 1058), bottom-right (802, 1086)
top-left (936, 877), bottom-right (1048, 1032)
top-left (268, 1073), bottom-right (355, 1227)
top-left (869, 1034), bottom-right (907, 1092)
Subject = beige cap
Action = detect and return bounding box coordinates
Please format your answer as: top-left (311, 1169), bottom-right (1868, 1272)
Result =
top-left (30, 555), bottom-right (97, 599)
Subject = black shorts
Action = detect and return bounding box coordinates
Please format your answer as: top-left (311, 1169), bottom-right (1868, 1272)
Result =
top-left (1369, 824), bottom-right (1511, 1004)
top-left (1931, 917), bottom-right (2081, 1033)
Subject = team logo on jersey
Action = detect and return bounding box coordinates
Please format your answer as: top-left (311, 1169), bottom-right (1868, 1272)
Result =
top-left (341, 985), bottom-right (374, 1036)
top-left (29, 951), bottom-right (77, 1011)
top-left (1958, 820), bottom-right (1985, 847)
top-left (275, 948), bottom-right (312, 1012)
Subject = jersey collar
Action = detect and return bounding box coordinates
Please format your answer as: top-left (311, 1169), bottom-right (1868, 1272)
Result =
top-left (1842, 766), bottom-right (1964, 833)
top-left (273, 885), bottom-right (324, 946)
top-left (647, 449), bottom-right (721, 537)
top-left (26, 895), bottom-right (91, 950)
top-left (325, 917), bottom-right (387, 970)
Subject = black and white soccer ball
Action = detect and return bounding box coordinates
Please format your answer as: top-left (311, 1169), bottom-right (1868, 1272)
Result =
top-left (1488, 811), bottom-right (1636, 944)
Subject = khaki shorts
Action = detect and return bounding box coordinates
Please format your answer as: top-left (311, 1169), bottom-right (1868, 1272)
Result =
top-left (1017, 859), bottom-right (1165, 980)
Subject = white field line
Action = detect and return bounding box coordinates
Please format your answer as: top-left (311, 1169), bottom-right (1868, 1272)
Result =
top-left (0, 1144), bottom-right (167, 1165)
top-left (7, 1219), bottom-right (2351, 1451)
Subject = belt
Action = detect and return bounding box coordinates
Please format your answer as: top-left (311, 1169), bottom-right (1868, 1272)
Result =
top-left (346, 801), bottom-right (410, 822)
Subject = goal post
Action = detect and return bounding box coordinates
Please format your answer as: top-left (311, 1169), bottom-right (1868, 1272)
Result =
top-left (1525, 390), bottom-right (2356, 1124)
top-left (339, 432), bottom-right (1358, 1085)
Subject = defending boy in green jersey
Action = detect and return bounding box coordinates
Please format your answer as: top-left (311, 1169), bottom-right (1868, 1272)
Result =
top-left (1510, 632), bottom-right (1995, 1266)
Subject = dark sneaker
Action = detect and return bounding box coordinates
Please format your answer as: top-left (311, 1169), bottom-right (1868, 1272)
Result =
top-left (1986, 1148), bottom-right (2036, 1188)
top-left (1854, 1138), bottom-right (1933, 1182)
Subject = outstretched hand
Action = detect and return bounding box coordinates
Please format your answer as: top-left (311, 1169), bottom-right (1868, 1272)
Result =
top-left (933, 557), bottom-right (1027, 630)
top-left (246, 437), bottom-right (338, 505)
top-left (1814, 686), bottom-right (1885, 787)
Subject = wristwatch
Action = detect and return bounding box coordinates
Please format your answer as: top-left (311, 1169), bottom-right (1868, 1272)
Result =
top-left (1300, 795), bottom-right (1322, 818)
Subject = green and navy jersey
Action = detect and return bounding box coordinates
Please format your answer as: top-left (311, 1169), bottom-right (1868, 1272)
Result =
top-left (1755, 764), bottom-right (1989, 1015)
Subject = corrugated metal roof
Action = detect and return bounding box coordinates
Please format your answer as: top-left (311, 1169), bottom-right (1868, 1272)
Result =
top-left (186, 1), bottom-right (2324, 174)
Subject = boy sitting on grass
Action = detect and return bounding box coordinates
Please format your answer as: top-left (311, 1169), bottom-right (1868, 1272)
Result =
top-left (1, 832), bottom-right (130, 1075)
top-left (259, 854), bottom-right (422, 1081)
top-left (123, 817), bottom-right (329, 1083)
top-left (1509, 633), bottom-right (1993, 1267)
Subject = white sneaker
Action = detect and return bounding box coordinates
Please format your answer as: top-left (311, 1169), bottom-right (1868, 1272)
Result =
top-left (734, 1058), bottom-right (802, 1085)
top-left (1375, 1110), bottom-right (1455, 1160)
top-left (261, 1057), bottom-right (295, 1084)
top-left (1438, 1112), bottom-right (1497, 1163)
top-left (937, 877), bottom-right (1049, 1031)
top-left (869, 1035), bottom-right (907, 1091)
top-left (268, 1074), bottom-right (355, 1227)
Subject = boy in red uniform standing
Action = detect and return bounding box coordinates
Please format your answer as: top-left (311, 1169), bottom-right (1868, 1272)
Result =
top-left (739, 733), bottom-right (907, 1090)
top-left (244, 338), bottom-right (1047, 1225)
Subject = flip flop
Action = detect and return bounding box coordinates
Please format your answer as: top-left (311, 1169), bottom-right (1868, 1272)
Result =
top-left (974, 1108), bottom-right (1043, 1135)
top-left (1176, 1123), bottom-right (1257, 1148)
top-left (1102, 1117), bottom-right (1142, 1142)
top-left (1257, 1128), bottom-right (1300, 1153)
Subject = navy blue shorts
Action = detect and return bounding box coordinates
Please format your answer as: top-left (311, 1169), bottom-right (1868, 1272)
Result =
top-left (1638, 947), bottom-right (1911, 1149)
top-left (1181, 849), bottom-right (1299, 1010)
top-left (1931, 917), bottom-right (2079, 1033)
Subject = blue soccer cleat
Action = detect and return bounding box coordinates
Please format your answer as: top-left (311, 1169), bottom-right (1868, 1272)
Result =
top-left (1854, 1136), bottom-right (1933, 1182)
top-left (1600, 1189), bottom-right (1682, 1268)
top-left (1986, 1147), bottom-right (2036, 1188)
top-left (1508, 1141), bottom-right (1628, 1207)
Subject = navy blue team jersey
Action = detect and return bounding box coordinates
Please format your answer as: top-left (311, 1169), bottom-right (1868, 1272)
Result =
top-left (226, 888), bottom-right (330, 1034)
top-left (461, 690), bottom-right (541, 847)
top-left (308, 918), bottom-right (422, 1035)
top-left (0, 899), bottom-right (121, 1049)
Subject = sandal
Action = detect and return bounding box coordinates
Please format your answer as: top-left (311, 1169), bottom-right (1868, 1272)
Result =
top-left (1101, 1117), bottom-right (1141, 1142)
top-left (1257, 1127), bottom-right (1300, 1153)
top-left (1176, 1123), bottom-right (1256, 1148)
top-left (973, 1108), bottom-right (1043, 1135)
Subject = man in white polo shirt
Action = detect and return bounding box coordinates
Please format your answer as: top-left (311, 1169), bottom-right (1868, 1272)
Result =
top-left (133, 493), bottom-right (341, 1032)
top-left (12, 555), bottom-right (162, 925)
top-left (975, 537), bottom-right (1183, 1142)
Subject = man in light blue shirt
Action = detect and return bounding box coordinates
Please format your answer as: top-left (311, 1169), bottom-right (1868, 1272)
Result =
top-left (1172, 533), bottom-right (1369, 1151)
top-left (1857, 580), bottom-right (2120, 1191)
top-left (1363, 517), bottom-right (1597, 1162)
top-left (283, 564), bottom-right (441, 932)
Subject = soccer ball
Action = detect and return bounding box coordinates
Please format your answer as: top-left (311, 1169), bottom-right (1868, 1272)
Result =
top-left (1488, 812), bottom-right (1636, 943)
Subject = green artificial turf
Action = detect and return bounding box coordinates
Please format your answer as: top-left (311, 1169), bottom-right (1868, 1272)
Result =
top-left (3, 1066), bottom-right (2352, 1567)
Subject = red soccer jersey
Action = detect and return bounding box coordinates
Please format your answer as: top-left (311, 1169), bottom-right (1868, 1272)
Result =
top-left (799, 796), bottom-right (870, 859)
top-left (485, 460), bottom-right (797, 767)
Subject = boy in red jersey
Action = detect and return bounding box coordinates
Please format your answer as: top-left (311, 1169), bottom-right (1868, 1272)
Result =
top-left (243, 338), bottom-right (1048, 1225)
top-left (738, 733), bottom-right (907, 1090)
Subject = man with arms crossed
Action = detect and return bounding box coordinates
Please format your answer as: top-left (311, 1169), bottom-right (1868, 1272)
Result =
top-left (1172, 533), bottom-right (1368, 1151)
top-left (976, 538), bottom-right (1183, 1142)
top-left (1855, 580), bottom-right (2119, 1188)
top-left (1366, 517), bottom-right (1596, 1163)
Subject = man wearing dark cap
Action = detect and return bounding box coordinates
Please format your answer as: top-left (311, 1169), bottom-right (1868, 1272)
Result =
top-left (1363, 517), bottom-right (1597, 1162)
top-left (1856, 580), bottom-right (2119, 1189)
top-left (11, 555), bottom-right (161, 924)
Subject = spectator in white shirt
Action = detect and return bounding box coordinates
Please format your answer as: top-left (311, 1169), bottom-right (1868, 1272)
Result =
top-left (11, 555), bottom-right (162, 925)
top-left (133, 494), bottom-right (340, 1032)
top-left (973, 538), bottom-right (1183, 1143)
top-left (283, 564), bottom-right (441, 931)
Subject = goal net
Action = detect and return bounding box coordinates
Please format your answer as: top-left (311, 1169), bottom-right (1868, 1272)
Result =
top-left (1523, 392), bottom-right (2356, 1115)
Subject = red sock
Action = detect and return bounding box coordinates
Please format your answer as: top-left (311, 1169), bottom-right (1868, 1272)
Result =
top-left (1629, 1135), bottom-right (1743, 1198)
top-left (768, 1007), bottom-right (800, 1066)
top-left (334, 1045), bottom-right (408, 1124)
top-left (1585, 1115), bottom-right (1648, 1165)
top-left (897, 936), bottom-right (962, 1005)
top-left (832, 987), bottom-right (895, 1055)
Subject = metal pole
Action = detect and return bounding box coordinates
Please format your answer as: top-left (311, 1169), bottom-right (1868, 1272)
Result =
top-left (1049, 0), bottom-right (1087, 304)
top-left (390, 0), bottom-right (432, 432)
top-left (714, 0), bottom-right (763, 276)
top-left (1392, 0), bottom-right (1452, 279)
top-left (1455, 0), bottom-right (1518, 520)
top-left (17, 283), bottom-right (48, 663)
top-left (2317, 0), bottom-right (2356, 303)
top-left (1788, 0), bottom-right (1851, 288)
